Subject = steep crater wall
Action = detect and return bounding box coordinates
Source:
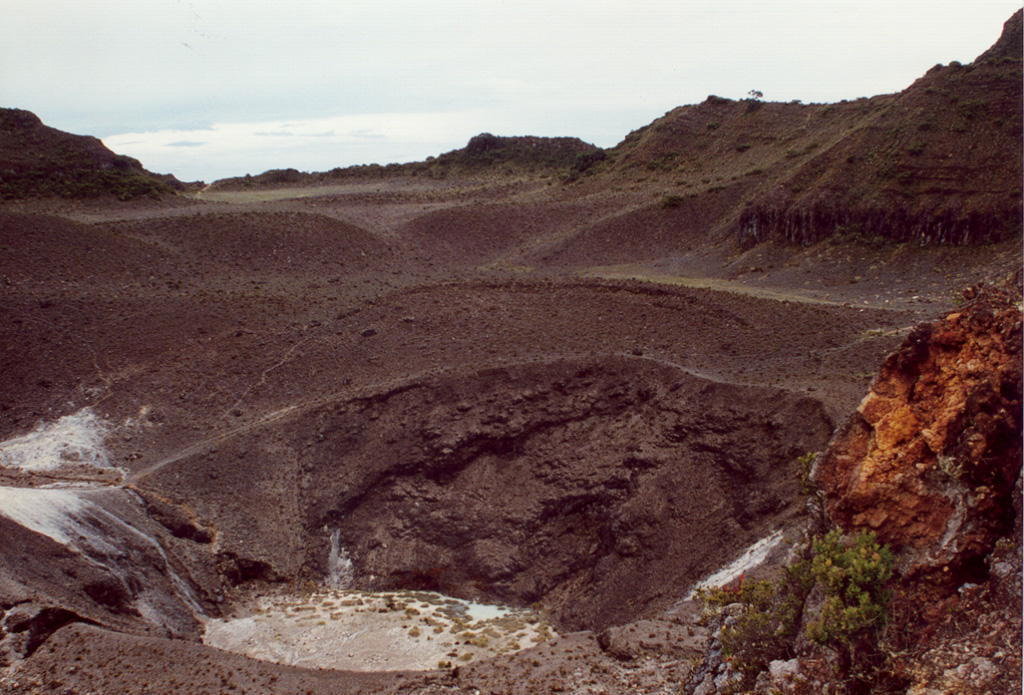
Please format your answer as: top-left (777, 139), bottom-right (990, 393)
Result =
top-left (146, 357), bottom-right (834, 632)
top-left (738, 201), bottom-right (1021, 247)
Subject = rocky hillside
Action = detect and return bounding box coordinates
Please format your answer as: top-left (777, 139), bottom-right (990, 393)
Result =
top-left (0, 108), bottom-right (186, 200)
top-left (678, 278), bottom-right (1022, 695)
top-left (207, 11), bottom-right (1021, 250)
top-left (419, 133), bottom-right (599, 174)
top-left (586, 10), bottom-right (1023, 247)
top-left (817, 279), bottom-right (1022, 693)
top-left (0, 12), bottom-right (1019, 695)
top-left (208, 133), bottom-right (599, 190)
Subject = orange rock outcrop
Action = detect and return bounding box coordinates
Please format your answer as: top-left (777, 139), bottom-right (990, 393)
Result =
top-left (814, 282), bottom-right (1022, 590)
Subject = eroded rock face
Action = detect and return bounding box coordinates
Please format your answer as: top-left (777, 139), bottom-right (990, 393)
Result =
top-left (814, 283), bottom-right (1022, 592)
top-left (147, 356), bottom-right (835, 632)
top-left (302, 358), bottom-right (833, 631)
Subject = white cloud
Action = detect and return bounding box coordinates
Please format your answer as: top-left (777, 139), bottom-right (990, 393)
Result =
top-left (6, 0), bottom-right (1021, 181)
top-left (102, 111), bottom-right (504, 180)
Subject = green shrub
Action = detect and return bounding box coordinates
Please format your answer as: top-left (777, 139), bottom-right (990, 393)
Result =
top-left (744, 99), bottom-right (764, 114)
top-left (465, 132), bottom-right (502, 155)
top-left (698, 528), bottom-right (895, 686)
top-left (796, 452), bottom-right (817, 495)
top-left (571, 148), bottom-right (607, 174)
top-left (645, 151), bottom-right (678, 171)
top-left (805, 530), bottom-right (894, 649)
top-left (699, 577), bottom-right (806, 676)
top-left (956, 99), bottom-right (988, 122)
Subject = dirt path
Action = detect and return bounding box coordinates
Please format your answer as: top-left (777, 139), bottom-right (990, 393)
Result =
top-left (126, 351), bottom-right (718, 484)
top-left (583, 265), bottom-right (941, 313)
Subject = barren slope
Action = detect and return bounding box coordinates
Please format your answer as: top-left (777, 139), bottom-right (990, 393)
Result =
top-left (0, 11), bottom-right (1021, 695)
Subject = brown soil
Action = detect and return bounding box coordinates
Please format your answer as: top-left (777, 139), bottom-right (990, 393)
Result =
top-left (1, 169), bottom-right (1019, 694)
top-left (0, 16), bottom-right (1021, 691)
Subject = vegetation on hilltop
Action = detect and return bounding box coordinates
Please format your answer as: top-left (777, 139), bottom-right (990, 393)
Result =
top-left (0, 108), bottom-right (183, 201)
top-left (208, 133), bottom-right (599, 191)
top-left (593, 10), bottom-right (1023, 247)
top-left (5, 9), bottom-right (1019, 250)
top-left (210, 10), bottom-right (1022, 249)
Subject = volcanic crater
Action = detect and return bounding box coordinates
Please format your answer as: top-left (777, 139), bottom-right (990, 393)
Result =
top-left (138, 356), bottom-right (833, 630)
top-left (1, 14), bottom-right (1022, 692)
top-left (0, 168), bottom-right (1013, 692)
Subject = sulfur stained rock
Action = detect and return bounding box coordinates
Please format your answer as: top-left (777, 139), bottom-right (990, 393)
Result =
top-left (813, 282), bottom-right (1022, 596)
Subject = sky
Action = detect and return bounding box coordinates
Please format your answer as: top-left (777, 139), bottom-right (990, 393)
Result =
top-left (3, 1), bottom-right (1021, 182)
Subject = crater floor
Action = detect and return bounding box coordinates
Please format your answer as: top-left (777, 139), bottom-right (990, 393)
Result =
top-left (203, 589), bottom-right (557, 671)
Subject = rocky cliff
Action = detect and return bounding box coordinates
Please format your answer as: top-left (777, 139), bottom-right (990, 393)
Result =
top-left (796, 279), bottom-right (1023, 693)
top-left (814, 280), bottom-right (1021, 597)
top-left (683, 278), bottom-right (1022, 695)
top-left (735, 37), bottom-right (1024, 248)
